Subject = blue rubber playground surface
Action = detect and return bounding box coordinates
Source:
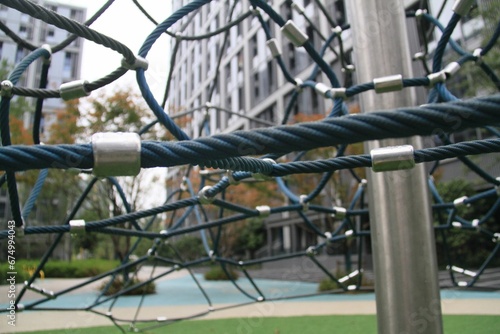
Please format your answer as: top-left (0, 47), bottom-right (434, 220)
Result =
top-left (4, 274), bottom-right (500, 311)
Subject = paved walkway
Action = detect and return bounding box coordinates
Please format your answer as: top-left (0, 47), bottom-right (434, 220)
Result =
top-left (1, 268), bottom-right (499, 333)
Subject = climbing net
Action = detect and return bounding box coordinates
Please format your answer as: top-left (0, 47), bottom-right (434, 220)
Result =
top-left (0, 0), bottom-right (499, 331)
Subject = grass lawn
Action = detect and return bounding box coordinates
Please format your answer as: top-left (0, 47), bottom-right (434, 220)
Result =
top-left (17, 315), bottom-right (500, 334)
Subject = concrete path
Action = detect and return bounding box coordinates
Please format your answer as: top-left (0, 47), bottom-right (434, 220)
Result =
top-left (1, 267), bottom-right (499, 333)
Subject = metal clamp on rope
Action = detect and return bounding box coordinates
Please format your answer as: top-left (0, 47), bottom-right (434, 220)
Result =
top-left (443, 62), bottom-right (461, 78)
top-left (267, 39), bottom-right (281, 58)
top-left (292, 2), bottom-right (305, 14)
top-left (40, 44), bottom-right (52, 64)
top-left (413, 52), bottom-right (426, 61)
top-left (415, 9), bottom-right (427, 17)
top-left (453, 196), bottom-right (469, 208)
top-left (1, 80), bottom-right (13, 98)
top-left (452, 0), bottom-right (475, 16)
top-left (493, 233), bottom-right (500, 243)
top-left (281, 20), bottom-right (309, 47)
top-left (332, 206), bottom-right (347, 220)
top-left (121, 56), bottom-right (149, 71)
top-left (330, 87), bottom-right (347, 99)
top-left (370, 145), bottom-right (415, 172)
top-left (69, 219), bottom-right (86, 234)
top-left (91, 132), bottom-right (141, 177)
top-left (249, 7), bottom-right (260, 16)
top-left (332, 26), bottom-right (343, 36)
top-left (342, 64), bottom-right (355, 73)
top-left (256, 205), bottom-right (271, 218)
top-left (60, 80), bottom-right (90, 100)
top-left (299, 194), bottom-right (309, 211)
top-left (373, 74), bottom-right (403, 94)
top-left (427, 71), bottom-right (447, 86)
top-left (14, 223), bottom-right (25, 238)
top-left (251, 158), bottom-right (276, 180)
top-left (198, 186), bottom-right (215, 204)
top-left (315, 83), bottom-right (331, 98)
top-left (25, 282), bottom-right (55, 299)
top-left (306, 246), bottom-right (317, 257)
top-left (472, 48), bottom-right (483, 63)
top-left (345, 229), bottom-right (354, 238)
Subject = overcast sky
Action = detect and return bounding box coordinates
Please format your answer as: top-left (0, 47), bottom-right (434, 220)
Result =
top-left (52, 0), bottom-right (172, 97)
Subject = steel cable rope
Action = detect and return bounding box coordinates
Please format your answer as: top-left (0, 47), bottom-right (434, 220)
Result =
top-left (0, 0), bottom-right (136, 64)
top-left (0, 0), bottom-right (499, 327)
top-left (0, 95), bottom-right (499, 172)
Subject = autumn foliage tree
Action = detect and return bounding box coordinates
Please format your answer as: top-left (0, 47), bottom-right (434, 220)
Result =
top-left (60, 88), bottom-right (165, 261)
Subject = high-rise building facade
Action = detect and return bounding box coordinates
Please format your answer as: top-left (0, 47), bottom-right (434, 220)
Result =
top-left (0, 1), bottom-right (85, 141)
top-left (167, 0), bottom-right (494, 255)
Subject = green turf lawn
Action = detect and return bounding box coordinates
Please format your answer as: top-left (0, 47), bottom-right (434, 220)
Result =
top-left (17, 315), bottom-right (500, 334)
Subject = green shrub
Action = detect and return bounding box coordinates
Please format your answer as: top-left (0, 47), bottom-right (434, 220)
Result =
top-left (0, 259), bottom-right (121, 284)
top-left (100, 277), bottom-right (156, 296)
top-left (318, 270), bottom-right (373, 292)
top-left (204, 266), bottom-right (239, 281)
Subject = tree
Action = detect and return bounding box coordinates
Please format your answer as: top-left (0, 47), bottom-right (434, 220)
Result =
top-left (61, 87), bottom-right (166, 261)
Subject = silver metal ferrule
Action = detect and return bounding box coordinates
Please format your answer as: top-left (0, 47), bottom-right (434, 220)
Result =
top-left (370, 145), bottom-right (415, 172)
top-left (373, 74), bottom-right (403, 94)
top-left (251, 158), bottom-right (276, 180)
top-left (342, 64), bottom-right (356, 73)
top-left (292, 2), bottom-right (305, 14)
top-left (330, 87), bottom-right (346, 99)
top-left (69, 219), bottom-right (86, 233)
top-left (281, 20), bottom-right (309, 47)
top-left (314, 82), bottom-right (331, 97)
top-left (266, 38), bottom-right (281, 58)
top-left (198, 186), bottom-right (215, 204)
top-left (415, 9), bottom-right (427, 17)
top-left (443, 62), bottom-right (461, 78)
top-left (256, 205), bottom-right (271, 217)
top-left (332, 206), bottom-right (347, 220)
top-left (121, 56), bottom-right (149, 71)
top-left (40, 44), bottom-right (52, 64)
top-left (60, 80), bottom-right (90, 100)
top-left (453, 196), bottom-right (469, 207)
top-left (427, 71), bottom-right (447, 86)
top-left (25, 282), bottom-right (55, 299)
top-left (305, 246), bottom-right (317, 257)
top-left (1, 80), bottom-right (13, 98)
top-left (452, 0), bottom-right (475, 16)
top-left (299, 194), bottom-right (309, 211)
top-left (473, 48), bottom-right (483, 62)
top-left (332, 26), bottom-right (342, 35)
top-left (91, 132), bottom-right (141, 177)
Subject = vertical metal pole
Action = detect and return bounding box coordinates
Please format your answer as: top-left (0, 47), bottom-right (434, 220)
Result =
top-left (346, 1), bottom-right (443, 333)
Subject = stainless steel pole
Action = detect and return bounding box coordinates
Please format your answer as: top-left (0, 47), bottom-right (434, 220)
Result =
top-left (346, 1), bottom-right (443, 333)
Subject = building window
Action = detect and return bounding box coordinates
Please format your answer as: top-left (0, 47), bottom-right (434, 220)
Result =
top-left (253, 72), bottom-right (260, 99)
top-left (15, 46), bottom-right (26, 63)
top-left (237, 50), bottom-right (243, 73)
top-left (63, 52), bottom-right (78, 79)
top-left (238, 86), bottom-right (244, 111)
top-left (251, 34), bottom-right (258, 57)
top-left (70, 9), bottom-right (83, 22)
top-left (288, 43), bottom-right (296, 70)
